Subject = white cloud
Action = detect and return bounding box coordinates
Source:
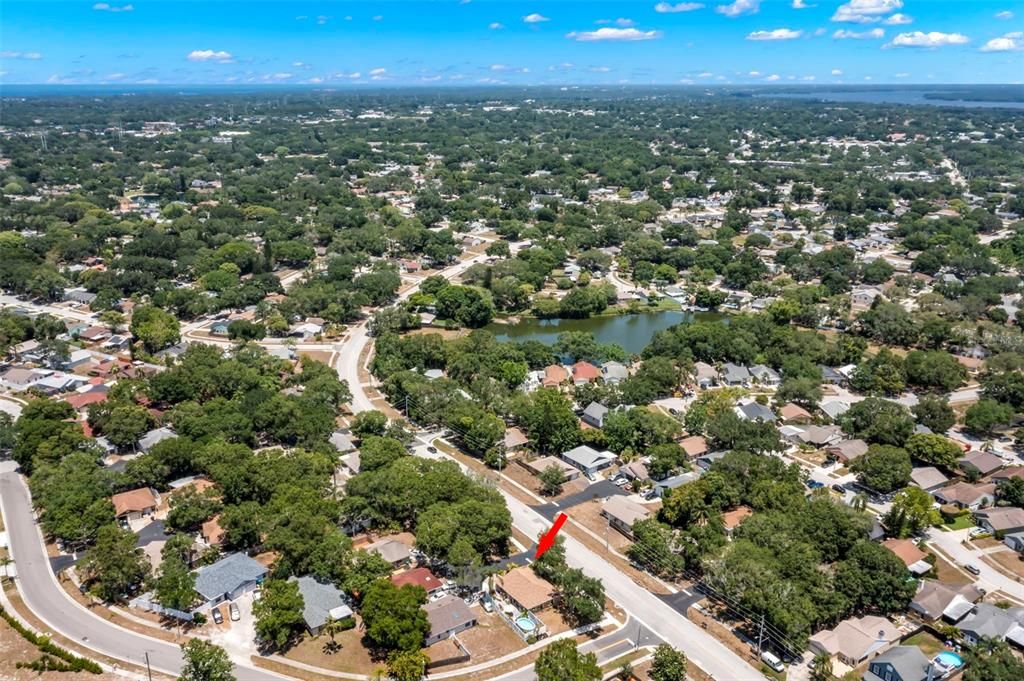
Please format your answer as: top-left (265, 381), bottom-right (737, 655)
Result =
top-left (802, 75), bottom-right (816, 80)
top-left (883, 13), bottom-right (912, 25)
top-left (747, 28), bottom-right (802, 40)
top-left (0, 50), bottom-right (42, 60)
top-left (894, 72), bottom-right (910, 77)
top-left (369, 67), bottom-right (387, 76)
top-left (792, 0), bottom-right (812, 8)
top-left (104, 72), bottom-right (126, 80)
top-left (566, 27), bottom-right (663, 41)
top-left (317, 15), bottom-right (328, 25)
top-left (995, 11), bottom-right (1014, 20)
top-left (615, 18), bottom-right (636, 27)
top-left (980, 32), bottom-right (1023, 52)
top-left (373, 15), bottom-right (382, 21)
top-left (489, 22), bottom-right (504, 29)
top-left (268, 73), bottom-right (293, 81)
top-left (523, 13), bottom-right (550, 23)
top-left (864, 75), bottom-right (873, 80)
top-left (833, 28), bottom-right (885, 39)
top-left (748, 70), bottom-right (761, 76)
top-left (0, 71), bottom-right (7, 78)
top-left (814, 27), bottom-right (827, 36)
top-left (765, 74), bottom-right (780, 81)
top-left (832, 0), bottom-right (902, 24)
top-left (93, 3), bottom-right (133, 11)
top-left (887, 31), bottom-right (969, 48)
top-left (589, 65), bottom-right (612, 72)
top-left (420, 75), bottom-right (443, 81)
top-left (305, 77), bottom-right (324, 84)
top-left (187, 49), bottom-right (234, 63)
top-left (654, 2), bottom-right (705, 12)
top-left (831, 68), bottom-right (843, 75)
top-left (716, 0), bottom-right (759, 17)
top-left (698, 71), bottom-right (714, 77)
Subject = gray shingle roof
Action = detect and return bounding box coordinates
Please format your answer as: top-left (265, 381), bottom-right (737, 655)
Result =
top-left (288, 575), bottom-right (352, 631)
top-left (193, 553), bottom-right (268, 601)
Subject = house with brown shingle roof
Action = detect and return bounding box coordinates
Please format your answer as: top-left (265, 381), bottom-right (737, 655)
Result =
top-left (111, 487), bottom-right (160, 522)
top-left (201, 515), bottom-right (225, 546)
top-left (542, 365), bottom-right (570, 388)
top-left (959, 451), bottom-right (1004, 477)
top-left (679, 435), bottom-right (708, 459)
top-left (778, 402), bottom-right (814, 424)
top-left (722, 506), bottom-right (753, 536)
top-left (882, 539), bottom-right (931, 575)
top-left (391, 567), bottom-right (443, 596)
top-left (933, 482), bottom-right (996, 510)
top-left (495, 566), bottom-right (556, 612)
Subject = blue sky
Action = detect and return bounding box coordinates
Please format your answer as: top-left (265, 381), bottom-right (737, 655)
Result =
top-left (1, 1), bottom-right (1022, 86)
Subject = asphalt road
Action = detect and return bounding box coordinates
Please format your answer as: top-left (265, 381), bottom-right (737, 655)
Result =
top-left (0, 469), bottom-right (284, 681)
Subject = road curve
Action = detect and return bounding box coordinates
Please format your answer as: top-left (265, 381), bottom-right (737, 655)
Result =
top-left (0, 470), bottom-right (285, 681)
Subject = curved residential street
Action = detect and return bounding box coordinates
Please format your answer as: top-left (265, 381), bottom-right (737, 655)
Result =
top-left (0, 466), bottom-right (285, 681)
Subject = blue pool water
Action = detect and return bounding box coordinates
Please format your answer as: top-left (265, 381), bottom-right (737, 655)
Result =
top-left (934, 652), bottom-right (963, 668)
top-left (515, 616), bottom-right (536, 632)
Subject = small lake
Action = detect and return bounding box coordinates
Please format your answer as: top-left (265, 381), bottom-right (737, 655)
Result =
top-left (485, 309), bottom-right (722, 355)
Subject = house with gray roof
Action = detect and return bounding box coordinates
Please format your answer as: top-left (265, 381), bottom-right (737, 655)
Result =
top-left (580, 402), bottom-right (609, 429)
top-left (193, 553), bottom-right (268, 608)
top-left (909, 466), bottom-right (948, 492)
top-left (138, 427), bottom-right (177, 453)
top-left (959, 451), bottom-right (1004, 477)
top-left (601, 361), bottom-right (629, 384)
top-left (365, 538), bottom-right (412, 567)
top-left (975, 507), bottom-right (1024, 535)
top-left (862, 646), bottom-right (933, 681)
top-left (329, 431), bottom-right (356, 453)
top-left (749, 364), bottom-right (780, 386)
top-left (288, 575), bottom-right (353, 635)
top-left (560, 445), bottom-right (617, 478)
top-left (653, 473), bottom-right (699, 498)
top-left (734, 400), bottom-right (775, 423)
top-left (957, 603), bottom-right (1024, 648)
top-left (720, 363), bottom-right (751, 387)
top-left (909, 580), bottom-right (982, 623)
top-left (827, 439), bottom-right (869, 464)
top-left (694, 361), bottom-right (718, 388)
top-left (820, 400), bottom-right (851, 421)
top-left (423, 595), bottom-right (477, 646)
top-left (1005, 531), bottom-right (1024, 554)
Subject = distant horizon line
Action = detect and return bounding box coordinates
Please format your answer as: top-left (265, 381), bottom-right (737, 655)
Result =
top-left (3, 82), bottom-right (1022, 90)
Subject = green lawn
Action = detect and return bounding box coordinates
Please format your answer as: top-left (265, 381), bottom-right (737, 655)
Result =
top-left (903, 631), bottom-right (946, 657)
top-left (942, 515), bottom-right (975, 531)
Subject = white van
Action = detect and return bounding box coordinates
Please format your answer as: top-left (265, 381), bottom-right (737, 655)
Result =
top-left (761, 651), bottom-right (785, 673)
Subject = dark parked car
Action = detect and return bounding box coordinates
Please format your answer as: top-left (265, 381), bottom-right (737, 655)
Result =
top-left (832, 483), bottom-right (847, 494)
top-left (211, 607), bottom-right (224, 625)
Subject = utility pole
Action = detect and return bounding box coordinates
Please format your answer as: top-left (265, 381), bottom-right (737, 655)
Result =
top-left (756, 613), bottom-right (765, 656)
top-left (144, 652), bottom-right (153, 681)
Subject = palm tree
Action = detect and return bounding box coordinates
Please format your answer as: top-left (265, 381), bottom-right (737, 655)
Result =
top-left (320, 616), bottom-right (345, 655)
top-left (810, 652), bottom-right (833, 681)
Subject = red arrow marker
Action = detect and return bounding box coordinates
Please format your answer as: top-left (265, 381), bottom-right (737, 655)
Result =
top-left (535, 512), bottom-right (568, 560)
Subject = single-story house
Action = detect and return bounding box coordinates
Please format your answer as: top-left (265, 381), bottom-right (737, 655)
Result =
top-left (503, 427), bottom-right (529, 454)
top-left (495, 566), bottom-right (556, 612)
top-left (957, 603), bottom-right (1024, 647)
top-left (138, 427), bottom-right (176, 453)
top-left (679, 435), bottom-right (708, 459)
top-left (882, 539), bottom-right (932, 576)
top-left (542, 365), bottom-right (570, 388)
top-left (933, 482), bottom-right (996, 510)
top-left (289, 575), bottom-right (353, 635)
top-left (695, 451), bottom-right (728, 471)
top-left (580, 402), bottom-right (609, 429)
top-left (959, 451), bottom-right (1004, 478)
top-left (820, 399), bottom-right (851, 421)
top-left (827, 439), bottom-right (869, 464)
top-left (694, 362), bottom-right (717, 389)
top-left (201, 515), bottom-right (225, 547)
top-left (365, 538), bottom-right (412, 567)
top-left (778, 402), bottom-right (814, 424)
top-left (734, 400), bottom-right (775, 423)
top-left (329, 431), bottom-right (356, 453)
top-left (571, 361), bottom-right (601, 385)
top-left (601, 361), bottom-right (629, 384)
top-left (601, 496), bottom-right (652, 539)
top-left (391, 567), bottom-right (443, 596)
top-left (653, 473), bottom-right (699, 498)
top-left (64, 287), bottom-right (97, 306)
top-left (795, 425), bottom-right (844, 448)
top-left (720, 363), bottom-right (751, 387)
top-left (194, 552), bottom-right (268, 608)
top-left (0, 367), bottom-right (43, 389)
top-left (78, 326), bottom-right (111, 343)
top-left (862, 646), bottom-right (933, 681)
top-left (561, 445), bottom-right (617, 478)
top-left (1005, 531), bottom-right (1024, 554)
top-left (809, 614), bottom-right (899, 667)
top-left (340, 451), bottom-right (361, 475)
top-left (820, 366), bottom-right (847, 385)
top-left (423, 595), bottom-right (477, 646)
top-left (721, 506), bottom-right (753, 537)
top-left (112, 487), bottom-right (160, 522)
top-left (619, 460), bottom-right (649, 482)
top-left (909, 580), bottom-right (983, 623)
top-left (993, 466), bottom-right (1024, 485)
top-left (749, 364), bottom-right (781, 386)
top-left (975, 507), bottom-right (1024, 535)
top-left (909, 467), bottom-right (949, 493)
top-left (527, 456), bottom-right (580, 482)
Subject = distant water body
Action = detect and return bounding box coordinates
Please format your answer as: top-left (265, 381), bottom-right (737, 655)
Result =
top-left (757, 90), bottom-right (1024, 110)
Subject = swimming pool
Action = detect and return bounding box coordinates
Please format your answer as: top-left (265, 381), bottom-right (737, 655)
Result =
top-left (934, 651), bottom-right (963, 669)
top-left (515, 616), bottom-right (537, 633)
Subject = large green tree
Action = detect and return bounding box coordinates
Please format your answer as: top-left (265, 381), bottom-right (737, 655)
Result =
top-left (534, 639), bottom-right (601, 681)
top-left (360, 580), bottom-right (429, 654)
top-left (179, 639), bottom-right (235, 681)
top-left (79, 524), bottom-right (151, 602)
top-left (253, 578), bottom-right (306, 650)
